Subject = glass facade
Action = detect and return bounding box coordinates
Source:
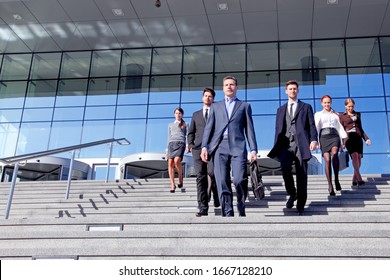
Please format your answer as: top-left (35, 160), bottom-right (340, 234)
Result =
top-left (1, 37), bottom-right (390, 174)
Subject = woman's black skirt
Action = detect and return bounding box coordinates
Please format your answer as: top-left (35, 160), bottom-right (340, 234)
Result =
top-left (168, 141), bottom-right (185, 159)
top-left (319, 128), bottom-right (341, 155)
top-left (346, 132), bottom-right (363, 156)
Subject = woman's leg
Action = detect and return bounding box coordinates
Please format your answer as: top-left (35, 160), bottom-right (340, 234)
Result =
top-left (174, 157), bottom-right (183, 185)
top-left (331, 146), bottom-right (341, 190)
top-left (168, 158), bottom-right (176, 190)
top-left (351, 152), bottom-right (363, 183)
top-left (323, 152), bottom-right (334, 195)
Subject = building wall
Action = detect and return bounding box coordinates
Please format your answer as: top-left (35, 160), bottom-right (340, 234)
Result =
top-left (1, 37), bottom-right (390, 175)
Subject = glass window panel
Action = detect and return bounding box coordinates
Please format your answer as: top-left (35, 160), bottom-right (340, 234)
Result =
top-left (22, 108), bottom-right (53, 122)
top-left (250, 100), bottom-right (280, 115)
top-left (93, 164), bottom-right (116, 180)
top-left (114, 119), bottom-right (147, 156)
top-left (183, 45), bottom-right (214, 73)
top-left (56, 79), bottom-right (87, 107)
top-left (253, 115), bottom-right (276, 150)
top-left (314, 68), bottom-right (348, 99)
top-left (312, 39), bottom-right (346, 68)
top-left (357, 154), bottom-right (390, 174)
top-left (145, 118), bottom-right (170, 152)
top-left (84, 106), bottom-right (115, 120)
top-left (247, 72), bottom-right (279, 100)
top-left (80, 120), bottom-right (115, 158)
top-left (0, 123), bottom-right (19, 157)
top-left (49, 121), bottom-right (82, 150)
top-left (25, 80), bottom-right (57, 108)
top-left (0, 54), bottom-right (32, 80)
top-left (279, 41), bottom-right (311, 70)
top-left (181, 74), bottom-right (214, 103)
top-left (30, 53), bottom-right (61, 79)
top-left (215, 44), bottom-right (245, 72)
top-left (118, 76), bottom-right (150, 105)
top-left (149, 75), bottom-right (180, 104)
top-left (151, 47), bottom-right (183, 75)
top-left (346, 38), bottom-right (381, 67)
top-left (214, 73), bottom-right (246, 101)
top-left (247, 43), bottom-right (278, 71)
top-left (148, 104), bottom-right (179, 118)
top-left (53, 107), bottom-right (84, 121)
top-left (60, 51), bottom-right (91, 78)
top-left (16, 122), bottom-right (50, 155)
top-left (280, 70), bottom-right (314, 100)
top-left (0, 81), bottom-right (27, 109)
top-left (90, 50), bottom-right (121, 77)
top-left (87, 78), bottom-right (118, 106)
top-left (180, 103), bottom-right (203, 120)
top-left (384, 66), bottom-right (390, 96)
top-left (339, 97), bottom-right (385, 112)
top-left (361, 113), bottom-right (388, 153)
top-left (348, 67), bottom-right (384, 97)
top-left (0, 109), bottom-right (22, 123)
top-left (381, 37), bottom-right (390, 66)
top-left (116, 105), bottom-right (147, 119)
top-left (121, 49), bottom-right (151, 76)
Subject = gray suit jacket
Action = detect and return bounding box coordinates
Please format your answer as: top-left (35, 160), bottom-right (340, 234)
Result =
top-left (201, 98), bottom-right (257, 157)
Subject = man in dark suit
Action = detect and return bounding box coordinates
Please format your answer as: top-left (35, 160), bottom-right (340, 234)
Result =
top-left (187, 88), bottom-right (220, 217)
top-left (201, 76), bottom-right (257, 217)
top-left (268, 80), bottom-right (318, 215)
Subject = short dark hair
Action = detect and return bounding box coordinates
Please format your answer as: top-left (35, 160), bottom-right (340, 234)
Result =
top-left (285, 80), bottom-right (299, 88)
top-left (203, 87), bottom-right (216, 98)
top-left (223, 76), bottom-right (238, 86)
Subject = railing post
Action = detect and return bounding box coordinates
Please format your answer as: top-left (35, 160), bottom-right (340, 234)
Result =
top-left (65, 150), bottom-right (76, 199)
top-left (105, 142), bottom-right (113, 183)
top-left (5, 163), bottom-right (20, 219)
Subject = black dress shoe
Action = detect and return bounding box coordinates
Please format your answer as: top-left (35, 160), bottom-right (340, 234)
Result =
top-left (195, 212), bottom-right (208, 217)
top-left (297, 209), bottom-right (304, 216)
top-left (335, 181), bottom-right (342, 191)
top-left (239, 213), bottom-right (246, 217)
top-left (286, 195), bottom-right (296, 209)
top-left (214, 201), bottom-right (220, 208)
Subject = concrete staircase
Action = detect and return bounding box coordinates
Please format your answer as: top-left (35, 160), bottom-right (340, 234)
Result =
top-left (0, 174), bottom-right (390, 259)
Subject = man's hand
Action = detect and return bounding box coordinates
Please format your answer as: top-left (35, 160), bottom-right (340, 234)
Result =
top-left (201, 149), bottom-right (208, 162)
top-left (249, 152), bottom-right (257, 163)
top-left (309, 141), bottom-right (318, 151)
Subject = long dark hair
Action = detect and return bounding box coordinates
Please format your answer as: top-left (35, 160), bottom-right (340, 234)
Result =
top-left (174, 107), bottom-right (186, 129)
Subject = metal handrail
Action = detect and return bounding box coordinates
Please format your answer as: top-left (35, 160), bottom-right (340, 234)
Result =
top-left (1, 137), bottom-right (130, 219)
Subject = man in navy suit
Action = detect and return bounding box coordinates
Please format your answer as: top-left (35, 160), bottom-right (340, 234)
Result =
top-left (187, 88), bottom-right (220, 217)
top-left (268, 80), bottom-right (318, 215)
top-left (201, 76), bottom-right (257, 217)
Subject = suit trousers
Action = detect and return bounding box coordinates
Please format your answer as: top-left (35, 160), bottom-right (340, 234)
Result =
top-left (192, 149), bottom-right (218, 213)
top-left (213, 139), bottom-right (248, 216)
top-left (279, 148), bottom-right (308, 211)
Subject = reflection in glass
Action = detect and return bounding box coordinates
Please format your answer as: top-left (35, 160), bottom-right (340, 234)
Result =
top-left (148, 104), bottom-right (179, 118)
top-left (247, 43), bottom-right (278, 71)
top-left (181, 74), bottom-right (213, 103)
top-left (250, 100), bottom-right (280, 115)
top-left (381, 37), bottom-right (390, 66)
top-left (183, 45), bottom-right (214, 73)
top-left (151, 47), bottom-right (183, 75)
top-left (90, 50), bottom-right (121, 77)
top-left (280, 41), bottom-right (311, 70)
top-left (87, 78), bottom-right (118, 106)
top-left (84, 106), bottom-right (116, 120)
top-left (312, 39), bottom-right (346, 68)
top-left (360, 113), bottom-right (389, 153)
top-left (60, 51), bottom-right (91, 78)
top-left (49, 121), bottom-right (83, 150)
top-left (30, 53), bottom-right (61, 79)
top-left (149, 75), bottom-right (180, 104)
top-left (215, 44), bottom-right (245, 72)
top-left (114, 119), bottom-right (147, 156)
top-left (116, 105), bottom-right (147, 119)
top-left (22, 108), bottom-right (53, 122)
top-left (0, 109), bottom-right (22, 123)
top-left (348, 67), bottom-right (384, 97)
top-left (180, 103), bottom-right (203, 120)
top-left (56, 79), bottom-right (87, 107)
top-left (252, 115), bottom-right (276, 150)
top-left (346, 38), bottom-right (381, 67)
top-left (118, 76), bottom-right (150, 105)
top-left (53, 107), bottom-right (84, 121)
top-left (25, 80), bottom-right (57, 108)
top-left (0, 123), bottom-right (19, 157)
top-left (121, 49), bottom-right (152, 76)
top-left (0, 54), bottom-right (32, 80)
top-left (383, 67), bottom-right (390, 96)
top-left (145, 118), bottom-right (170, 152)
top-left (314, 68), bottom-right (348, 99)
top-left (247, 72), bottom-right (279, 100)
top-left (0, 81), bottom-right (27, 109)
top-left (17, 122), bottom-right (51, 155)
top-left (80, 120), bottom-right (115, 158)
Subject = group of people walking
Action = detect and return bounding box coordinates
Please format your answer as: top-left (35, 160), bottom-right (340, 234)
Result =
top-left (166, 76), bottom-right (371, 216)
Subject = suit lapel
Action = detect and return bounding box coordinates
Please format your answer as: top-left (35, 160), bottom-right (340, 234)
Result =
top-left (230, 99), bottom-right (242, 120)
top-left (293, 100), bottom-right (304, 119)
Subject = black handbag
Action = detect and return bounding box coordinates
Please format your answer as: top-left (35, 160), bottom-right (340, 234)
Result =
top-left (250, 161), bottom-right (265, 200)
top-left (339, 150), bottom-right (349, 171)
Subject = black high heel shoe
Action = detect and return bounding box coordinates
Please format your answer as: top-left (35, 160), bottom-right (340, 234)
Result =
top-left (335, 181), bottom-right (342, 191)
top-left (177, 183), bottom-right (183, 189)
top-left (358, 180), bottom-right (365, 187)
top-left (170, 185), bottom-right (176, 193)
top-left (328, 185), bottom-right (335, 196)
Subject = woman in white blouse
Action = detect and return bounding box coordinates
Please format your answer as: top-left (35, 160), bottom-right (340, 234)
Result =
top-left (314, 95), bottom-right (348, 196)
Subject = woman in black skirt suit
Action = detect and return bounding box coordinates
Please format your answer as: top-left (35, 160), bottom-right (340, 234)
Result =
top-left (315, 95), bottom-right (348, 195)
top-left (339, 98), bottom-right (371, 187)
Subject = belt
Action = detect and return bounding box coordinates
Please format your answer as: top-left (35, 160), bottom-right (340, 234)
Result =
top-left (320, 127), bottom-right (337, 136)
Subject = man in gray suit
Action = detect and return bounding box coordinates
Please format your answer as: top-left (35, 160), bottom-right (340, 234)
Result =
top-left (201, 76), bottom-right (258, 217)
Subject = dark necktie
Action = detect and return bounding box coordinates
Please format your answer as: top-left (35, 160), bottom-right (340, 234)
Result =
top-left (205, 108), bottom-right (208, 121)
top-left (289, 103), bottom-right (294, 119)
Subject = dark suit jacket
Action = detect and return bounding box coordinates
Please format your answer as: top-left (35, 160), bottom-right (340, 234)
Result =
top-left (187, 109), bottom-right (206, 150)
top-left (268, 100), bottom-right (317, 161)
top-left (201, 98), bottom-right (257, 157)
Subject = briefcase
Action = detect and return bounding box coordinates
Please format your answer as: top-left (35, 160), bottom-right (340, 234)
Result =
top-left (250, 161), bottom-right (265, 200)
